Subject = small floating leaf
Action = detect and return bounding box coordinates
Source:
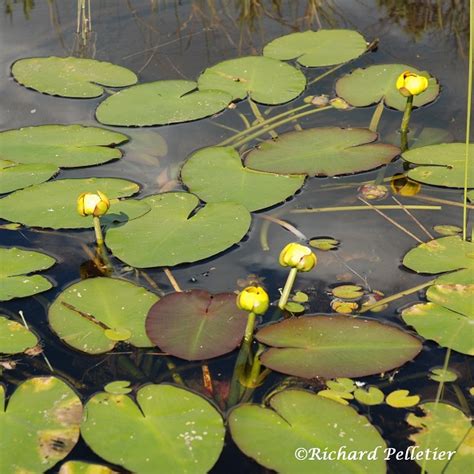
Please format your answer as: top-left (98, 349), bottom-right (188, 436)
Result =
top-left (0, 377), bottom-right (82, 473)
top-left (331, 284), bottom-right (364, 299)
top-left (81, 384), bottom-right (225, 473)
top-left (229, 389), bottom-right (386, 473)
top-left (48, 277), bottom-right (158, 354)
top-left (263, 30), bottom-right (367, 67)
top-left (292, 291), bottom-right (309, 303)
top-left (0, 247), bottom-right (55, 301)
top-left (433, 224), bottom-right (463, 236)
top-left (59, 461), bottom-right (118, 474)
top-left (0, 161), bottom-right (58, 194)
top-left (386, 389), bottom-right (420, 408)
top-left (96, 80), bottom-right (231, 127)
top-left (429, 368), bottom-right (458, 383)
top-left (104, 381), bottom-right (132, 395)
top-left (309, 237), bottom-right (340, 251)
top-left (326, 378), bottom-right (356, 393)
top-left (12, 56), bottom-right (137, 98)
top-left (255, 315), bottom-right (422, 378)
top-left (106, 193), bottom-right (251, 268)
top-left (198, 56), bottom-right (306, 105)
top-left (180, 146), bottom-right (305, 211)
top-left (335, 64), bottom-right (439, 111)
top-left (244, 127), bottom-right (399, 176)
top-left (317, 389), bottom-right (353, 405)
top-left (330, 299), bottom-right (359, 313)
top-left (354, 387), bottom-right (385, 405)
top-left (0, 315), bottom-right (38, 354)
top-left (402, 143), bottom-right (474, 188)
top-left (146, 290), bottom-right (247, 361)
top-left (284, 302), bottom-right (305, 313)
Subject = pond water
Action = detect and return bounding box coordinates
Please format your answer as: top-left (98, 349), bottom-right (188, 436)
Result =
top-left (0, 1), bottom-right (472, 473)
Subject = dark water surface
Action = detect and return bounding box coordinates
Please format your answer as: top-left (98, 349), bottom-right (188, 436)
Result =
top-left (1, 1), bottom-right (472, 473)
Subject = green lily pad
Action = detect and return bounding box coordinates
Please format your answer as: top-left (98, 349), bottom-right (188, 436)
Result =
top-left (326, 378), bottom-right (356, 393)
top-left (0, 161), bottom-right (58, 194)
top-left (229, 389), bottom-right (386, 473)
top-left (106, 193), bottom-right (251, 268)
top-left (0, 177), bottom-right (144, 229)
top-left (104, 380), bottom-right (132, 395)
top-left (0, 247), bottom-right (55, 301)
top-left (255, 315), bottom-right (422, 378)
top-left (146, 290), bottom-right (247, 361)
top-left (0, 125), bottom-right (128, 168)
top-left (292, 291), bottom-right (309, 303)
top-left (198, 56), bottom-right (306, 105)
top-left (263, 29), bottom-right (367, 67)
top-left (331, 284), bottom-right (364, 299)
top-left (284, 302), bottom-right (305, 313)
top-left (0, 315), bottom-right (38, 354)
top-left (181, 146), bottom-right (305, 211)
top-left (402, 284), bottom-right (474, 355)
top-left (59, 461), bottom-right (117, 474)
top-left (96, 80), bottom-right (231, 127)
top-left (407, 402), bottom-right (473, 473)
top-left (12, 56), bottom-right (137, 98)
top-left (335, 64), bottom-right (439, 111)
top-left (386, 389), bottom-right (420, 408)
top-left (81, 384), bottom-right (225, 473)
top-left (244, 127), bottom-right (399, 176)
top-left (354, 387), bottom-right (385, 405)
top-left (0, 377), bottom-right (82, 473)
top-left (433, 225), bottom-right (462, 236)
top-left (48, 277), bottom-right (158, 355)
top-left (403, 236), bottom-right (474, 284)
top-left (429, 368), bottom-right (458, 383)
top-left (309, 237), bottom-right (340, 251)
top-left (402, 143), bottom-right (474, 188)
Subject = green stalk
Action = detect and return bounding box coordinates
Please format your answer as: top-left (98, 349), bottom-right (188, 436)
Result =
top-left (93, 216), bottom-right (104, 246)
top-left (369, 100), bottom-right (385, 132)
top-left (249, 98), bottom-right (278, 139)
top-left (278, 267), bottom-right (298, 310)
top-left (400, 95), bottom-right (414, 152)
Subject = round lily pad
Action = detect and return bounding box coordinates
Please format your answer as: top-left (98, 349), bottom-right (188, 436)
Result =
top-left (106, 193), bottom-right (251, 268)
top-left (331, 284), bottom-right (364, 299)
top-left (81, 384), bottom-right (225, 473)
top-left (244, 127), bottom-right (399, 176)
top-left (104, 381), bottom-right (132, 395)
top-left (48, 277), bottom-right (159, 355)
top-left (353, 387), bottom-right (385, 405)
top-left (0, 177), bottom-right (143, 229)
top-left (0, 377), bottom-right (82, 473)
top-left (255, 315), bottom-right (422, 378)
top-left (180, 146), bottom-right (305, 211)
top-left (335, 64), bottom-right (439, 111)
top-left (229, 389), bottom-right (386, 473)
top-left (59, 461), bottom-right (117, 474)
top-left (0, 125), bottom-right (128, 168)
top-left (0, 247), bottom-right (55, 301)
top-left (146, 290), bottom-right (247, 360)
top-left (11, 56), bottom-right (137, 98)
top-left (96, 80), bottom-right (231, 127)
top-left (198, 56), bottom-right (306, 105)
top-left (402, 143), bottom-right (474, 188)
top-left (263, 29), bottom-right (367, 67)
top-left (0, 161), bottom-right (58, 194)
top-left (0, 315), bottom-right (38, 354)
top-left (386, 389), bottom-right (420, 408)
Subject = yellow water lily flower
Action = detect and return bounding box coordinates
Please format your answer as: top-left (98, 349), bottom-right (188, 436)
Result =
top-left (236, 286), bottom-right (269, 315)
top-left (279, 243), bottom-right (317, 272)
top-left (77, 191), bottom-right (110, 217)
top-left (396, 71), bottom-right (429, 97)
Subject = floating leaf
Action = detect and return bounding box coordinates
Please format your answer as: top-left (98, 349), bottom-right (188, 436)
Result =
top-left (12, 56), bottom-right (137, 98)
top-left (59, 461), bottom-right (117, 474)
top-left (429, 368), bottom-right (458, 383)
top-left (433, 225), bottom-right (463, 236)
top-left (354, 387), bottom-right (385, 405)
top-left (198, 56), bottom-right (306, 105)
top-left (229, 389), bottom-right (386, 473)
top-left (48, 277), bottom-right (158, 354)
top-left (292, 291), bottom-right (309, 303)
top-left (106, 193), bottom-right (251, 268)
top-left (0, 161), bottom-right (58, 194)
top-left (0, 315), bottom-right (38, 354)
top-left (309, 237), bottom-right (339, 251)
top-left (263, 29), bottom-right (367, 67)
top-left (96, 80), bottom-right (231, 127)
top-left (326, 378), bottom-right (356, 393)
top-left (0, 247), bottom-right (55, 301)
top-left (330, 299), bottom-right (359, 313)
top-left (335, 64), bottom-right (439, 111)
top-left (317, 389), bottom-right (353, 405)
top-left (403, 236), bottom-right (474, 285)
top-left (284, 302), bottom-right (305, 313)
top-left (245, 127), bottom-right (399, 176)
top-left (331, 284), bottom-right (364, 299)
top-left (104, 381), bottom-right (132, 395)
top-left (407, 402), bottom-right (473, 473)
top-left (146, 290), bottom-right (247, 360)
top-left (402, 143), bottom-right (474, 188)
top-left (256, 315), bottom-right (422, 378)
top-left (180, 146), bottom-right (305, 211)
top-left (402, 284), bottom-right (474, 355)
top-left (385, 389), bottom-right (420, 408)
top-left (81, 384), bottom-right (225, 473)
top-left (0, 177), bottom-right (144, 229)
top-left (0, 377), bottom-right (82, 473)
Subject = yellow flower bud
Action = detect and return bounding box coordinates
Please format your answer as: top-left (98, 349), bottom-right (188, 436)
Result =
top-left (77, 191), bottom-right (110, 217)
top-left (279, 243), bottom-right (317, 272)
top-left (396, 71), bottom-right (429, 97)
top-left (236, 286), bottom-right (269, 315)
top-left (390, 174), bottom-right (421, 196)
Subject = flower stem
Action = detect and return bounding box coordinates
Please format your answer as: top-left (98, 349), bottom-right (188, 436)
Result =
top-left (93, 216), bottom-right (104, 246)
top-left (278, 267), bottom-right (298, 310)
top-left (400, 95), bottom-right (413, 152)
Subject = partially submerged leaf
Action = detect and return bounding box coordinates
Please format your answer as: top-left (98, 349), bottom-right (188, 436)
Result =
top-left (429, 368), bottom-right (458, 383)
top-left (146, 290), bottom-right (247, 360)
top-left (256, 315), bottom-right (422, 378)
top-left (59, 461), bottom-right (118, 474)
top-left (0, 161), bottom-right (58, 194)
top-left (106, 193), bottom-right (251, 268)
top-left (245, 127), bottom-right (399, 176)
top-left (433, 225), bottom-right (462, 236)
top-left (81, 384), bottom-right (225, 473)
top-left (180, 146), bottom-right (305, 211)
top-left (12, 56), bottom-right (137, 98)
top-left (0, 315), bottom-right (38, 354)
